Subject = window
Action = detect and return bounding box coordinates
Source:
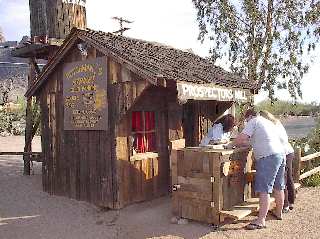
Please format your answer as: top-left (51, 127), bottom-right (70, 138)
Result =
top-left (132, 111), bottom-right (156, 153)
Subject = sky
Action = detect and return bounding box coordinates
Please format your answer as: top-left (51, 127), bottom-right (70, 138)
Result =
top-left (0, 0), bottom-right (319, 104)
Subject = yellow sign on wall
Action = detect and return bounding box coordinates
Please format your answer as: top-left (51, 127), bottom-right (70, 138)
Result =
top-left (63, 57), bottom-right (108, 130)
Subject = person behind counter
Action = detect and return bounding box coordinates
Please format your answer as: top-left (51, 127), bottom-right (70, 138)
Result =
top-left (232, 108), bottom-right (285, 230)
top-left (199, 114), bottom-right (235, 146)
top-left (259, 110), bottom-right (295, 213)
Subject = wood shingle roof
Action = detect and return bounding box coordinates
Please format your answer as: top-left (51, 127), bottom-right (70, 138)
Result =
top-left (79, 29), bottom-right (256, 89)
top-left (26, 28), bottom-right (257, 97)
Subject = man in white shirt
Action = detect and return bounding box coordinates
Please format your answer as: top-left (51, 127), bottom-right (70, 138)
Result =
top-left (234, 108), bottom-right (285, 230)
top-left (200, 114), bottom-right (235, 146)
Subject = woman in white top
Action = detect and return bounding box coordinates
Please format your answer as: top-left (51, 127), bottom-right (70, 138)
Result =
top-left (259, 110), bottom-right (295, 213)
top-left (200, 114), bottom-right (235, 146)
top-left (233, 108), bottom-right (285, 229)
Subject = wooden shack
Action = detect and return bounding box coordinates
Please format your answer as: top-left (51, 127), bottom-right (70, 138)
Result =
top-left (25, 28), bottom-right (257, 209)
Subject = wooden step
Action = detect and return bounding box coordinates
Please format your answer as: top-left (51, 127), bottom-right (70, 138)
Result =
top-left (220, 197), bottom-right (275, 221)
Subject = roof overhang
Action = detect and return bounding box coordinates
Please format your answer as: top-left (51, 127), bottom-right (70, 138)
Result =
top-left (12, 38), bottom-right (64, 59)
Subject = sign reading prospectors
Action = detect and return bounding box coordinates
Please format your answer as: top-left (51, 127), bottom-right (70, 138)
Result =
top-left (177, 82), bottom-right (250, 102)
top-left (63, 57), bottom-right (107, 130)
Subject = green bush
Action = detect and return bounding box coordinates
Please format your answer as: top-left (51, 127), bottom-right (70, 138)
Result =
top-left (256, 100), bottom-right (320, 116)
top-left (0, 108), bottom-right (26, 136)
top-left (308, 118), bottom-right (320, 152)
top-left (0, 97), bottom-right (41, 136)
top-left (0, 96), bottom-right (26, 136)
top-left (301, 173), bottom-right (320, 187)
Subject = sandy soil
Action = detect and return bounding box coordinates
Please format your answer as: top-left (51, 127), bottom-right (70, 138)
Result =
top-left (1, 136), bottom-right (320, 239)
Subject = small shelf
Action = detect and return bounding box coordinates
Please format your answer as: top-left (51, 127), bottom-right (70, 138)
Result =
top-left (130, 152), bottom-right (159, 162)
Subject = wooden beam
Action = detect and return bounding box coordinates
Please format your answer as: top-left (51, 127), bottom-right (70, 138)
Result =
top-left (293, 148), bottom-right (302, 183)
top-left (25, 31), bottom-right (79, 98)
top-left (301, 152), bottom-right (320, 162)
top-left (0, 152), bottom-right (42, 162)
top-left (23, 97), bottom-right (33, 175)
top-left (300, 166), bottom-right (320, 180)
top-left (31, 115), bottom-right (41, 139)
top-left (11, 44), bottom-right (60, 59)
top-left (30, 57), bottom-right (41, 75)
top-left (0, 152), bottom-right (41, 156)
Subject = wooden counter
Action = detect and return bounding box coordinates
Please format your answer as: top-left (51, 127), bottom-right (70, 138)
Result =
top-left (172, 146), bottom-right (253, 224)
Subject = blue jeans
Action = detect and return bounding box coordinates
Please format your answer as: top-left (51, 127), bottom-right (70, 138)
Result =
top-left (255, 154), bottom-right (286, 193)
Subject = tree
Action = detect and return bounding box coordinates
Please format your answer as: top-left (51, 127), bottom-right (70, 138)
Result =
top-left (0, 79), bottom-right (14, 105)
top-left (192, 0), bottom-right (320, 100)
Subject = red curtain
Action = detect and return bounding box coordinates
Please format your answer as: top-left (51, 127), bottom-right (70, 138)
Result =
top-left (145, 111), bottom-right (155, 130)
top-left (132, 111), bottom-right (156, 153)
top-left (132, 111), bottom-right (142, 131)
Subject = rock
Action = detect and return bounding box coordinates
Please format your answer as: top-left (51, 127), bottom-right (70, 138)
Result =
top-left (177, 218), bottom-right (188, 225)
top-left (170, 216), bottom-right (179, 224)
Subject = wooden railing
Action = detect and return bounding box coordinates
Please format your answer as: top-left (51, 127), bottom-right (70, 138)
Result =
top-left (293, 148), bottom-right (320, 182)
top-left (0, 152), bottom-right (43, 162)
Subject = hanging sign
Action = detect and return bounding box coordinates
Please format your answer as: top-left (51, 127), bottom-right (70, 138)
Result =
top-left (177, 82), bottom-right (250, 102)
top-left (63, 57), bottom-right (107, 130)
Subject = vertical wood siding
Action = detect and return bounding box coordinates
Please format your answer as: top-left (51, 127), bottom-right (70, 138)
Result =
top-left (40, 46), bottom-right (115, 207)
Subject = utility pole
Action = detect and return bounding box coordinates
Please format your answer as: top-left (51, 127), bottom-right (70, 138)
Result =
top-left (112, 16), bottom-right (133, 35)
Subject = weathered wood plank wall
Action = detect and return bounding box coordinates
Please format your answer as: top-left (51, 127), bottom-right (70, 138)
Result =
top-left (112, 70), bottom-right (174, 208)
top-left (39, 45), bottom-right (115, 208)
top-left (37, 40), bottom-right (234, 209)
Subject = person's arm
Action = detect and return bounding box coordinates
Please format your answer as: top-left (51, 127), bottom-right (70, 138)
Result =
top-left (227, 118), bottom-right (256, 148)
top-left (233, 133), bottom-right (250, 147)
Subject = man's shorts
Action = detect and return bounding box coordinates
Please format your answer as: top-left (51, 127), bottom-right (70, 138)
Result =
top-left (255, 153), bottom-right (286, 193)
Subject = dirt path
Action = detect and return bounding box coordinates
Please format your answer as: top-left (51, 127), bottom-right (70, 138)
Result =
top-left (1, 136), bottom-right (320, 239)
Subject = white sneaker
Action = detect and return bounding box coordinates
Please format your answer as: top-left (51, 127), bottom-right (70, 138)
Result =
top-left (282, 207), bottom-right (290, 213)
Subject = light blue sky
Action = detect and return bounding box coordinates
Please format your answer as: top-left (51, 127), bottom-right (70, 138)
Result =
top-left (0, 0), bottom-right (319, 103)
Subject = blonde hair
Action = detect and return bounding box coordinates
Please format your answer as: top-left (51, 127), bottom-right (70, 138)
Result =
top-left (259, 110), bottom-right (279, 124)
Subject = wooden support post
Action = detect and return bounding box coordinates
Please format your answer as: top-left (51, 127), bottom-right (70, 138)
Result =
top-left (24, 57), bottom-right (37, 175)
top-left (293, 148), bottom-right (302, 183)
top-left (24, 97), bottom-right (33, 175)
top-left (230, 102), bottom-right (236, 118)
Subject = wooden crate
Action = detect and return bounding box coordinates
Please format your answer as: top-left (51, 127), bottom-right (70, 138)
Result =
top-left (172, 147), bottom-right (252, 224)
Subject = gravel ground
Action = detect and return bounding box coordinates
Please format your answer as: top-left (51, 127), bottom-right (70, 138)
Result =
top-left (1, 136), bottom-right (320, 239)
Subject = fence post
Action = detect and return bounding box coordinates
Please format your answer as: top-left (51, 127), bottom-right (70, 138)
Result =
top-left (293, 148), bottom-right (302, 183)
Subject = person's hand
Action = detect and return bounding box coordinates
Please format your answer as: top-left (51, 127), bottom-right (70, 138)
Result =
top-left (209, 139), bottom-right (229, 145)
top-left (223, 143), bottom-right (235, 149)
